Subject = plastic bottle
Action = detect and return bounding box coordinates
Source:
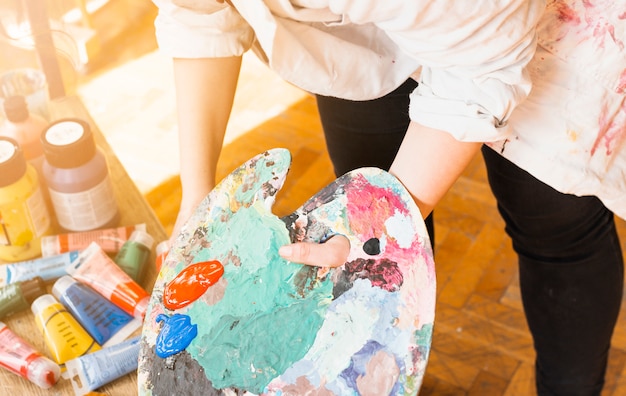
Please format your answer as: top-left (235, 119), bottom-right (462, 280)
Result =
top-left (114, 229), bottom-right (155, 283)
top-left (0, 95), bottom-right (47, 172)
top-left (41, 118), bottom-right (119, 232)
top-left (0, 137), bottom-right (52, 262)
top-left (0, 276), bottom-right (47, 319)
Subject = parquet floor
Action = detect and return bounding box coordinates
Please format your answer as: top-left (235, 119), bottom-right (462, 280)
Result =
top-left (62, 1), bottom-right (626, 393)
top-left (145, 95), bottom-right (626, 395)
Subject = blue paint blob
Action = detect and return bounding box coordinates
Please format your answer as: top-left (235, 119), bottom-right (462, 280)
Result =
top-left (155, 314), bottom-right (198, 358)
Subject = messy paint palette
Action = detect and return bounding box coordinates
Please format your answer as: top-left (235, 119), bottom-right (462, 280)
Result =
top-left (138, 149), bottom-right (436, 395)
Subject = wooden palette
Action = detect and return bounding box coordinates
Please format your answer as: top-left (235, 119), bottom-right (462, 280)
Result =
top-left (138, 148), bottom-right (435, 395)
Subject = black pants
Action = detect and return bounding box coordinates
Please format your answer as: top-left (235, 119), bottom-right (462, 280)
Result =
top-left (315, 79), bottom-right (435, 246)
top-left (482, 146), bottom-right (623, 395)
top-left (315, 81), bottom-right (624, 396)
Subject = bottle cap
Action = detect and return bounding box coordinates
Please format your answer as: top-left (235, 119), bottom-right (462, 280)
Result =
top-left (0, 137), bottom-right (27, 186)
top-left (51, 275), bottom-right (77, 300)
top-left (156, 240), bottom-right (170, 255)
top-left (19, 277), bottom-right (47, 305)
top-left (30, 294), bottom-right (58, 316)
top-left (3, 95), bottom-right (29, 122)
top-left (41, 118), bottom-right (96, 168)
top-left (128, 230), bottom-right (155, 250)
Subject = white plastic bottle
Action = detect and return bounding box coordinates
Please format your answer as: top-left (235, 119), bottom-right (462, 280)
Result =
top-left (41, 118), bottom-right (119, 232)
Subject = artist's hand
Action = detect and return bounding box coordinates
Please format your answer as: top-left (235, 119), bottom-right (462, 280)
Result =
top-left (169, 193), bottom-right (208, 245)
top-left (279, 235), bottom-right (350, 268)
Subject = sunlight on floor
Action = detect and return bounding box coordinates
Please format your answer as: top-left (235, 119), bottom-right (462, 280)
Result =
top-left (77, 50), bottom-right (307, 193)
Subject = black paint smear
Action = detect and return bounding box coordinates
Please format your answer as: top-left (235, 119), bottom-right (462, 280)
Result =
top-left (333, 257), bottom-right (403, 298)
top-left (145, 348), bottom-right (243, 396)
top-left (363, 238), bottom-right (381, 255)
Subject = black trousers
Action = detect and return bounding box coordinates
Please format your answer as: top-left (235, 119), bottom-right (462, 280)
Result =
top-left (315, 79), bottom-right (435, 247)
top-left (315, 81), bottom-right (624, 396)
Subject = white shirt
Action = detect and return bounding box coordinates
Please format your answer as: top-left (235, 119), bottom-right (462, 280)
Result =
top-left (152, 0), bottom-right (626, 219)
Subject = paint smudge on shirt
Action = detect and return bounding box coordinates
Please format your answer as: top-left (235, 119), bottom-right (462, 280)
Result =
top-left (617, 69), bottom-right (626, 94)
top-left (592, 98), bottom-right (626, 156)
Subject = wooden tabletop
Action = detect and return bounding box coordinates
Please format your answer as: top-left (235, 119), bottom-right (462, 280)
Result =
top-left (1, 95), bottom-right (168, 395)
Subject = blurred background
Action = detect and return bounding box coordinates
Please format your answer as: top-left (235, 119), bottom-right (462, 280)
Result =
top-left (0, 0), bottom-right (306, 193)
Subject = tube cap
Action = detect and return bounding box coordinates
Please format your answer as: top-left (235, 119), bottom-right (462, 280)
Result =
top-left (51, 275), bottom-right (77, 300)
top-left (27, 356), bottom-right (61, 389)
top-left (19, 277), bottom-right (47, 305)
top-left (128, 230), bottom-right (155, 250)
top-left (30, 294), bottom-right (58, 316)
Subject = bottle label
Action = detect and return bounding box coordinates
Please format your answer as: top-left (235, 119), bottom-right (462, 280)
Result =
top-left (0, 140), bottom-right (16, 164)
top-left (49, 176), bottom-right (118, 231)
top-left (45, 121), bottom-right (84, 146)
top-left (0, 187), bottom-right (50, 247)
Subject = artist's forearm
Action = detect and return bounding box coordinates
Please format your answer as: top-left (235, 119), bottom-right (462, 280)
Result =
top-left (173, 56), bottom-right (242, 209)
top-left (390, 121), bottom-right (482, 218)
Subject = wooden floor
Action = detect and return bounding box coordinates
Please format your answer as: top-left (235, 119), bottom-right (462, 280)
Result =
top-left (69, 3), bottom-right (626, 394)
top-left (145, 95), bottom-right (626, 396)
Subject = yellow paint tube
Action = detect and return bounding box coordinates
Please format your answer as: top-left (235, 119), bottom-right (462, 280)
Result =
top-left (31, 294), bottom-right (100, 365)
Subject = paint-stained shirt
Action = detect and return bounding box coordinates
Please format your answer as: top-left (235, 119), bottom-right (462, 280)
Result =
top-left (488, 0), bottom-right (626, 218)
top-left (152, 0), bottom-right (626, 218)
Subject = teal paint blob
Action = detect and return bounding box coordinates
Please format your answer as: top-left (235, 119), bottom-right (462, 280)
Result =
top-left (186, 202), bottom-right (333, 393)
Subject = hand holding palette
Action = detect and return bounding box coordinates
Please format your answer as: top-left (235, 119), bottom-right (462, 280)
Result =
top-left (139, 149), bottom-right (436, 395)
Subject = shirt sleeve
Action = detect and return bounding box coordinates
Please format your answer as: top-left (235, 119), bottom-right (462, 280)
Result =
top-left (152, 0), bottom-right (255, 58)
top-left (330, 0), bottom-right (546, 142)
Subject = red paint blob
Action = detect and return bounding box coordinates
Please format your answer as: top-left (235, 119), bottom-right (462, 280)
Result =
top-left (45, 370), bottom-right (57, 386)
top-left (163, 260), bottom-right (224, 310)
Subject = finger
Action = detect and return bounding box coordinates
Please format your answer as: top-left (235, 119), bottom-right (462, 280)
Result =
top-left (279, 234), bottom-right (350, 267)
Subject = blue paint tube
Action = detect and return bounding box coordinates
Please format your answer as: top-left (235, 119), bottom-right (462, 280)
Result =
top-left (63, 336), bottom-right (140, 395)
top-left (0, 251), bottom-right (78, 286)
top-left (52, 276), bottom-right (141, 347)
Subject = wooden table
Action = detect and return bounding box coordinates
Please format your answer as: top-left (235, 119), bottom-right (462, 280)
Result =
top-left (1, 96), bottom-right (168, 395)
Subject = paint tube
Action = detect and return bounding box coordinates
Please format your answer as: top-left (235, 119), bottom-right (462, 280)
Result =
top-left (31, 294), bottom-right (101, 365)
top-left (0, 321), bottom-right (61, 389)
top-left (65, 242), bottom-right (150, 319)
top-left (0, 250), bottom-right (78, 286)
top-left (63, 336), bottom-right (140, 396)
top-left (52, 276), bottom-right (142, 347)
top-left (0, 277), bottom-right (47, 319)
top-left (114, 229), bottom-right (155, 283)
top-left (40, 223), bottom-right (146, 257)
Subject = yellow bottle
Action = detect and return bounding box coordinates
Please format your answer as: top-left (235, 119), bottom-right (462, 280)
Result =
top-left (31, 294), bottom-right (100, 365)
top-left (0, 137), bottom-right (52, 261)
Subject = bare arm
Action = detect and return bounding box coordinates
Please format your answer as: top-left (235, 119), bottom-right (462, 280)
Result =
top-left (279, 121), bottom-right (481, 267)
top-left (389, 121), bottom-right (481, 218)
top-left (171, 56), bottom-right (242, 239)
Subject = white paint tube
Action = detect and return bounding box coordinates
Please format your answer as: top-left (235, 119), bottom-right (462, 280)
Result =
top-left (0, 251), bottom-right (78, 286)
top-left (63, 336), bottom-right (140, 395)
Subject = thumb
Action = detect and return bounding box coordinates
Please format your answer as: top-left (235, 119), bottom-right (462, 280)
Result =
top-left (279, 235), bottom-right (350, 268)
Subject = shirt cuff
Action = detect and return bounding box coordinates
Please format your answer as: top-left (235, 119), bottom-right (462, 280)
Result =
top-left (409, 66), bottom-right (532, 142)
top-left (154, 7), bottom-right (255, 58)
